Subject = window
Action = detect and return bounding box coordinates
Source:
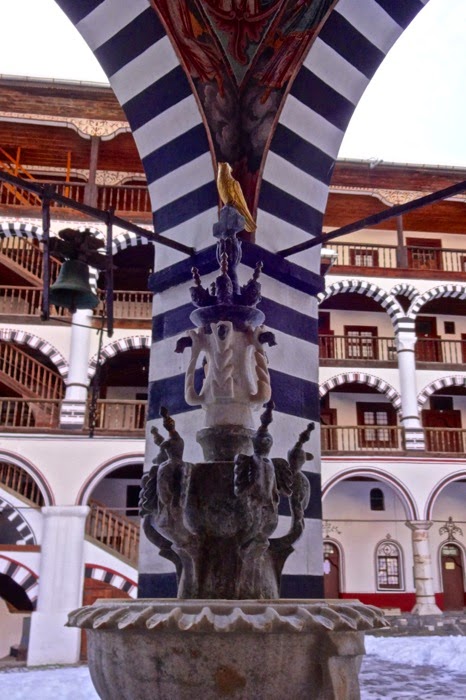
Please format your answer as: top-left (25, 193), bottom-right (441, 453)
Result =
top-left (444, 321), bottom-right (455, 335)
top-left (349, 247), bottom-right (379, 267)
top-left (357, 402), bottom-right (397, 448)
top-left (344, 326), bottom-right (378, 360)
top-left (370, 488), bottom-right (385, 511)
top-left (376, 541), bottom-right (402, 590)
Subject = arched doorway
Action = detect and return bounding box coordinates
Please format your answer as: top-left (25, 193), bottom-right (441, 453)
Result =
top-left (440, 542), bottom-right (465, 611)
top-left (323, 541), bottom-right (341, 599)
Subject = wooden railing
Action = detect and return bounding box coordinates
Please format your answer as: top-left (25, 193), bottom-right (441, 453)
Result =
top-left (0, 286), bottom-right (69, 317)
top-left (0, 179), bottom-right (151, 215)
top-left (321, 425), bottom-right (403, 453)
top-left (329, 242), bottom-right (466, 273)
top-left (416, 337), bottom-right (466, 365)
top-left (94, 290), bottom-right (152, 319)
top-left (319, 335), bottom-right (397, 362)
top-left (97, 185), bottom-right (151, 213)
top-left (0, 236), bottom-right (61, 283)
top-left (86, 499), bottom-right (139, 565)
top-left (0, 341), bottom-right (64, 399)
top-left (0, 460), bottom-right (44, 505)
top-left (0, 398), bottom-right (61, 430)
top-left (87, 399), bottom-right (147, 432)
top-left (424, 428), bottom-right (466, 454)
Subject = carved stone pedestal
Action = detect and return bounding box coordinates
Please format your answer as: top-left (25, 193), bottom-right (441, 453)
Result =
top-left (68, 599), bottom-right (388, 700)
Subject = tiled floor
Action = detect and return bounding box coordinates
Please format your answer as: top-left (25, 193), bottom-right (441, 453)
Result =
top-left (360, 656), bottom-right (466, 699)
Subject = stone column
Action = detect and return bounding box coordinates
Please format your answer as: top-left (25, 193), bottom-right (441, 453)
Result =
top-left (28, 506), bottom-right (89, 666)
top-left (395, 327), bottom-right (425, 450)
top-left (60, 309), bottom-right (92, 428)
top-left (405, 520), bottom-right (442, 615)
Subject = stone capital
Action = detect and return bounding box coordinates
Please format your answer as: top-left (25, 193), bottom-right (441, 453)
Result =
top-left (395, 330), bottom-right (417, 353)
top-left (405, 520), bottom-right (433, 532)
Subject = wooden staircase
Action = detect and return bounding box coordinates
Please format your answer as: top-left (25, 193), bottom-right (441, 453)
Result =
top-left (0, 235), bottom-right (61, 286)
top-left (0, 341), bottom-right (63, 426)
top-left (0, 461), bottom-right (45, 506)
top-left (85, 499), bottom-right (139, 566)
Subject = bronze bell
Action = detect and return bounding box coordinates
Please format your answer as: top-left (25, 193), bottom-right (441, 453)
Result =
top-left (49, 259), bottom-right (99, 312)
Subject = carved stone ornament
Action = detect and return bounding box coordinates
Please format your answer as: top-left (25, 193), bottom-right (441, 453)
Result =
top-left (439, 516), bottom-right (464, 541)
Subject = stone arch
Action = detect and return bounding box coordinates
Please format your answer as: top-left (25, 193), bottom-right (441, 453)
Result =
top-left (0, 451), bottom-right (54, 506)
top-left (0, 221), bottom-right (43, 242)
top-left (320, 372), bottom-right (401, 411)
top-left (318, 279), bottom-right (405, 331)
top-left (407, 284), bottom-right (466, 319)
top-left (88, 335), bottom-right (150, 378)
top-left (390, 283), bottom-right (419, 304)
top-left (76, 453), bottom-right (145, 506)
top-left (322, 467), bottom-right (418, 521)
top-left (84, 564), bottom-right (137, 598)
top-left (417, 376), bottom-right (466, 409)
top-left (425, 471), bottom-right (466, 521)
top-left (0, 556), bottom-right (39, 608)
top-left (0, 328), bottom-right (68, 377)
top-left (0, 496), bottom-right (36, 545)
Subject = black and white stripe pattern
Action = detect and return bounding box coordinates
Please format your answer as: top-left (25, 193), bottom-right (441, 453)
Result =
top-left (407, 283), bottom-right (466, 319)
top-left (88, 334), bottom-right (150, 378)
top-left (320, 372), bottom-right (401, 411)
top-left (0, 555), bottom-right (39, 607)
top-left (418, 375), bottom-right (466, 408)
top-left (390, 283), bottom-right (420, 304)
top-left (56, 0), bottom-right (428, 600)
top-left (0, 497), bottom-right (36, 544)
top-left (319, 279), bottom-right (405, 330)
top-left (84, 564), bottom-right (137, 598)
top-left (0, 328), bottom-right (68, 377)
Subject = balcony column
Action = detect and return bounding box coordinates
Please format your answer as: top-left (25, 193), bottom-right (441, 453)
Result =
top-left (60, 309), bottom-right (93, 428)
top-left (395, 326), bottom-right (425, 450)
top-left (27, 505), bottom-right (89, 665)
top-left (405, 520), bottom-right (442, 616)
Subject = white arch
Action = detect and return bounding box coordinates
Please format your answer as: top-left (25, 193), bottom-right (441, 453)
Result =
top-left (0, 328), bottom-right (68, 377)
top-left (418, 375), bottom-right (466, 409)
top-left (76, 452), bottom-right (144, 506)
top-left (408, 284), bottom-right (466, 319)
top-left (320, 372), bottom-right (401, 410)
top-left (88, 335), bottom-right (150, 378)
top-left (318, 279), bottom-right (405, 331)
top-left (322, 467), bottom-right (418, 521)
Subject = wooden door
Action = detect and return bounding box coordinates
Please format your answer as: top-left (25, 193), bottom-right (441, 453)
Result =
top-left (441, 543), bottom-right (465, 611)
top-left (323, 542), bottom-right (340, 599)
top-left (319, 312), bottom-right (334, 359)
top-left (422, 409), bottom-right (462, 453)
top-left (321, 408), bottom-right (337, 451)
top-left (407, 237), bottom-right (442, 271)
top-left (80, 578), bottom-right (131, 660)
top-left (415, 316), bottom-right (442, 362)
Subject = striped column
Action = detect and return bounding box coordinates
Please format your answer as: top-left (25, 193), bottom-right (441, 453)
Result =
top-left (56, 0), bottom-right (429, 600)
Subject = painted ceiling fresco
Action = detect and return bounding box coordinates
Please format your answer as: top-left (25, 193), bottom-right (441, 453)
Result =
top-left (152, 1), bottom-right (335, 213)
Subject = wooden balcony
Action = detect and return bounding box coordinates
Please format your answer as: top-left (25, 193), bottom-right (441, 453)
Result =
top-left (0, 287), bottom-right (152, 327)
top-left (416, 337), bottom-right (466, 367)
top-left (0, 179), bottom-right (151, 219)
top-left (424, 427), bottom-right (466, 454)
top-left (328, 242), bottom-right (466, 279)
top-left (86, 399), bottom-right (147, 434)
top-left (321, 425), bottom-right (404, 454)
top-left (319, 335), bottom-right (397, 365)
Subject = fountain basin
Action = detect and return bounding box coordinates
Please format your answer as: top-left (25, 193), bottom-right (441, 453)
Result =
top-left (68, 599), bottom-right (388, 700)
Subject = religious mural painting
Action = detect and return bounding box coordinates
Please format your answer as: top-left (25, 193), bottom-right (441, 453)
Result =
top-left (152, 0), bottom-right (335, 215)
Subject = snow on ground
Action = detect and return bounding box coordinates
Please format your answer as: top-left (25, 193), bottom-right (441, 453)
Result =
top-left (1, 637), bottom-right (466, 699)
top-left (365, 635), bottom-right (466, 674)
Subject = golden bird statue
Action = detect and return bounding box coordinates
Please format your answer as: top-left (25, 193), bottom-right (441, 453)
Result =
top-left (217, 162), bottom-right (257, 233)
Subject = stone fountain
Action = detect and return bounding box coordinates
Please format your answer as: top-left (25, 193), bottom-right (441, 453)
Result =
top-left (68, 206), bottom-right (387, 699)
